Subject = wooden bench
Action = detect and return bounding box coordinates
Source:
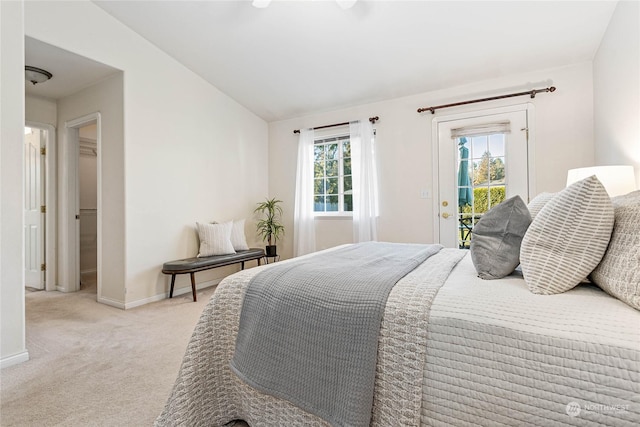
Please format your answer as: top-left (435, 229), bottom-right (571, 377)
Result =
top-left (162, 248), bottom-right (265, 302)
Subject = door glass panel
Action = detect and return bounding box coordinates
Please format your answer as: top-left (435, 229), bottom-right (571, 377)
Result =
top-left (438, 109), bottom-right (529, 249)
top-left (457, 134), bottom-right (507, 248)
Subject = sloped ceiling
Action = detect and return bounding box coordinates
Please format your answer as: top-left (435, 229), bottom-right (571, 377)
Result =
top-left (86, 1), bottom-right (617, 122)
top-left (25, 36), bottom-right (120, 101)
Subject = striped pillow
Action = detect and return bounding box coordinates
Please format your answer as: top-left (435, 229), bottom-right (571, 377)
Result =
top-left (230, 219), bottom-right (250, 251)
top-left (197, 221), bottom-right (236, 257)
top-left (527, 192), bottom-right (556, 219)
top-left (591, 190), bottom-right (640, 310)
top-left (520, 175), bottom-right (614, 294)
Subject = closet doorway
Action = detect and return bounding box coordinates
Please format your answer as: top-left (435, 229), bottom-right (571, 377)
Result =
top-left (60, 113), bottom-right (101, 296)
top-left (78, 124), bottom-right (98, 291)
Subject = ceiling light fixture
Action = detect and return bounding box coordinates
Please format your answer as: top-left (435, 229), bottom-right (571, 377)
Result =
top-left (25, 66), bottom-right (53, 85)
top-left (252, 0), bottom-right (357, 9)
top-left (336, 0), bottom-right (357, 9)
top-left (252, 0), bottom-right (271, 8)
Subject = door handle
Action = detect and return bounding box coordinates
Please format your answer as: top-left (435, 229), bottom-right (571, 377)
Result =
top-left (441, 212), bottom-right (451, 219)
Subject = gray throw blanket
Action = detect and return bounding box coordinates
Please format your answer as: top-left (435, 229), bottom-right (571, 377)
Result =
top-left (230, 242), bottom-right (442, 427)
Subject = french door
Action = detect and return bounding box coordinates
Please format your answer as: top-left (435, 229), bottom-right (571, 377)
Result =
top-left (434, 105), bottom-right (533, 248)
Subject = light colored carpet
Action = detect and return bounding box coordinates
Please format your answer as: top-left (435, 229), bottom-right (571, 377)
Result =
top-left (0, 275), bottom-right (249, 426)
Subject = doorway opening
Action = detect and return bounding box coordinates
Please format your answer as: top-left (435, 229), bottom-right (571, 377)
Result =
top-left (60, 113), bottom-right (102, 298)
top-left (78, 124), bottom-right (98, 292)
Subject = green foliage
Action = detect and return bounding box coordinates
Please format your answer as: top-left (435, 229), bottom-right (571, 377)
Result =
top-left (473, 151), bottom-right (505, 185)
top-left (460, 186), bottom-right (506, 214)
top-left (254, 198), bottom-right (284, 246)
top-left (313, 140), bottom-right (351, 212)
top-left (491, 157), bottom-right (505, 181)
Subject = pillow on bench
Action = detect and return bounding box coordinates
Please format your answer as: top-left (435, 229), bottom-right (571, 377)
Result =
top-left (230, 219), bottom-right (250, 251)
top-left (197, 221), bottom-right (236, 257)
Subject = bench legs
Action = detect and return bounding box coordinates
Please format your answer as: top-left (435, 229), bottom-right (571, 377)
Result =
top-left (168, 272), bottom-right (197, 302)
top-left (190, 272), bottom-right (197, 302)
top-left (241, 257), bottom-right (262, 270)
top-left (169, 274), bottom-right (176, 298)
top-left (167, 257), bottom-right (262, 302)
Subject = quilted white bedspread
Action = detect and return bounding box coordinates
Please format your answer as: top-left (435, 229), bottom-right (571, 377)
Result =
top-left (422, 254), bottom-right (640, 426)
top-left (156, 250), bottom-right (640, 426)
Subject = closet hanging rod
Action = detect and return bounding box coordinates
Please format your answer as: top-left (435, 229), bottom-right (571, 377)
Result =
top-left (417, 86), bottom-right (556, 114)
top-left (293, 116), bottom-right (379, 134)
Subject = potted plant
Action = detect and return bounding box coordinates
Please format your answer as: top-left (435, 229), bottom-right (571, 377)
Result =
top-left (254, 197), bottom-right (284, 257)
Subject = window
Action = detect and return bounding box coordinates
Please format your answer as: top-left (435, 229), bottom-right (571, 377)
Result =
top-left (313, 135), bottom-right (352, 214)
top-left (457, 133), bottom-right (507, 248)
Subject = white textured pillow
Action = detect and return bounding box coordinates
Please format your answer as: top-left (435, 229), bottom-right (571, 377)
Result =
top-left (230, 219), bottom-right (250, 251)
top-left (527, 192), bottom-right (556, 219)
top-left (196, 221), bottom-right (236, 257)
top-left (591, 190), bottom-right (640, 310)
top-left (520, 175), bottom-right (614, 294)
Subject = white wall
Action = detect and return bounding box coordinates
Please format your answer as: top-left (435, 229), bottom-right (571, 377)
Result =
top-left (56, 73), bottom-right (126, 302)
top-left (594, 0), bottom-right (640, 189)
top-left (25, 95), bottom-right (57, 127)
top-left (1, 0), bottom-right (28, 368)
top-left (269, 63), bottom-right (595, 259)
top-left (24, 0), bottom-right (269, 307)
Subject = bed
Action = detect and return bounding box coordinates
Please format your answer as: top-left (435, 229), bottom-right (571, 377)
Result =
top-left (156, 183), bottom-right (640, 426)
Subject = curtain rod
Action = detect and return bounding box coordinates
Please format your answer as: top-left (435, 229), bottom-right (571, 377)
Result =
top-left (417, 86), bottom-right (556, 114)
top-left (293, 116), bottom-right (379, 134)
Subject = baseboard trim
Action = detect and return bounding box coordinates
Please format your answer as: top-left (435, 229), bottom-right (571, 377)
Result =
top-left (123, 278), bottom-right (222, 310)
top-left (97, 296), bottom-right (126, 310)
top-left (171, 278), bottom-right (222, 297)
top-left (124, 292), bottom-right (167, 310)
top-left (1, 350), bottom-right (30, 369)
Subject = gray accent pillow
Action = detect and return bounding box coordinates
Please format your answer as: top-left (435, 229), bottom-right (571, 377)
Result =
top-left (520, 175), bottom-right (614, 294)
top-left (470, 195), bottom-right (532, 279)
top-left (591, 190), bottom-right (640, 310)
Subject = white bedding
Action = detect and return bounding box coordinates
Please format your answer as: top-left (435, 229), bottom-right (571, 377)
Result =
top-left (156, 249), bottom-right (640, 426)
top-left (422, 254), bottom-right (640, 426)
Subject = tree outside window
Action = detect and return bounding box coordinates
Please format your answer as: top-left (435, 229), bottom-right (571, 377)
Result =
top-left (314, 136), bottom-right (352, 214)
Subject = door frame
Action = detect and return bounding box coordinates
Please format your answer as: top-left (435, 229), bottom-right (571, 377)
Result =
top-left (26, 121), bottom-right (56, 291)
top-left (60, 112), bottom-right (102, 295)
top-left (431, 103), bottom-right (536, 244)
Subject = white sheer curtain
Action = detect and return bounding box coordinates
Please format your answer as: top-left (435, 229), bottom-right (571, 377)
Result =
top-left (350, 119), bottom-right (379, 242)
top-left (293, 128), bottom-right (316, 257)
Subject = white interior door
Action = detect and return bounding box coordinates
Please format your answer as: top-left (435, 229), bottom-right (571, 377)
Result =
top-left (434, 105), bottom-right (532, 248)
top-left (24, 128), bottom-right (44, 289)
